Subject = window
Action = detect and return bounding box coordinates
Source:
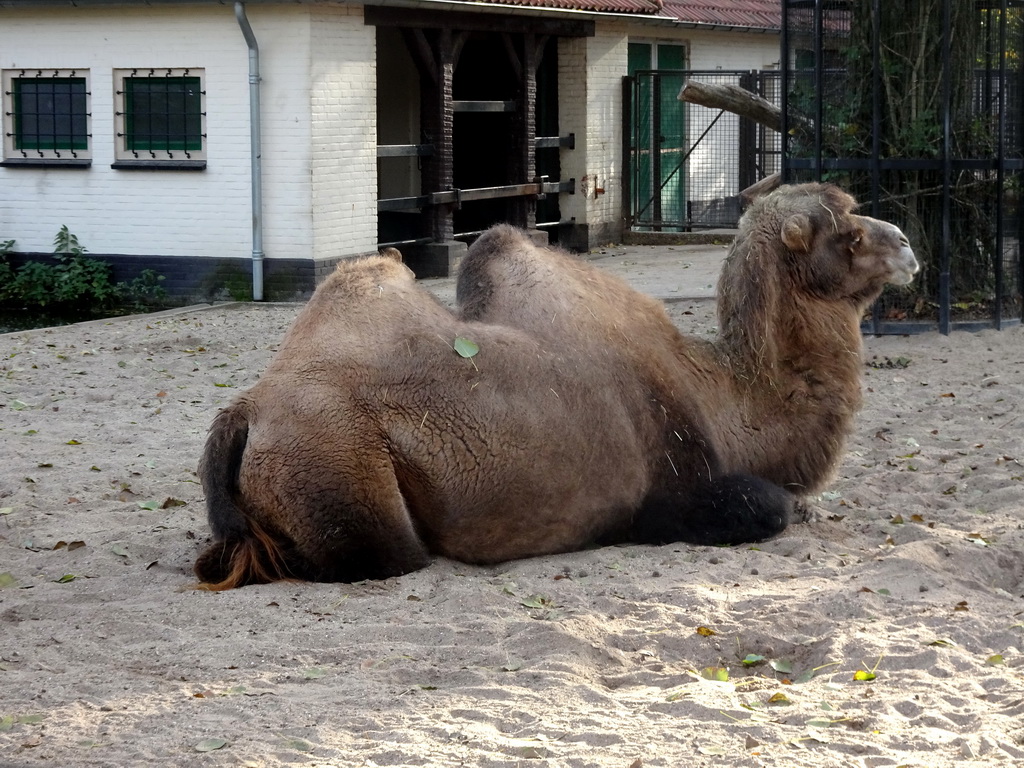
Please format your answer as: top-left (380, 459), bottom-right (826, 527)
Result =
top-left (1, 69), bottom-right (91, 165)
top-left (113, 68), bottom-right (206, 168)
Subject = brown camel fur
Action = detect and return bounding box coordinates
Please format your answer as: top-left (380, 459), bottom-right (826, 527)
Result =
top-left (195, 182), bottom-right (917, 588)
top-left (457, 182), bottom-right (918, 542)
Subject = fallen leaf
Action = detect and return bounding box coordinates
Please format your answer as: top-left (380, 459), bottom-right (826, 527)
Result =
top-left (281, 737), bottom-right (314, 753)
top-left (700, 667), bottom-right (729, 682)
top-left (0, 572), bottom-right (17, 588)
top-left (986, 654), bottom-right (1005, 666)
top-left (195, 738), bottom-right (228, 752)
top-left (853, 669), bottom-right (876, 681)
top-left (520, 595), bottom-right (551, 609)
top-left (137, 500), bottom-right (161, 511)
top-left (453, 336), bottom-right (480, 358)
top-left (794, 668), bottom-right (817, 684)
top-left (697, 745), bottom-right (730, 756)
top-left (695, 626), bottom-right (716, 637)
top-left (52, 540), bottom-right (86, 551)
top-left (767, 692), bottom-right (792, 705)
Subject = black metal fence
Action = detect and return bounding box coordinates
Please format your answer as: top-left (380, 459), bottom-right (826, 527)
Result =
top-left (623, 70), bottom-right (781, 231)
top-left (782, 0), bottom-right (1024, 333)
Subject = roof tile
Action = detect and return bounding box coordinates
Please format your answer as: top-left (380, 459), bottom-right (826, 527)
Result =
top-left (471, 0), bottom-right (781, 28)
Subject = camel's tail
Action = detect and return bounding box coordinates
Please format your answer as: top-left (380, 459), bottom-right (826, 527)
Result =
top-left (194, 402), bottom-right (296, 590)
top-left (633, 473), bottom-right (793, 546)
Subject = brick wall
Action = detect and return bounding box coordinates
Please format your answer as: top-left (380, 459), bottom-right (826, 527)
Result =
top-left (1, 5), bottom-right (255, 259)
top-left (310, 5), bottom-right (378, 260)
top-left (0, 3), bottom-right (379, 284)
top-left (558, 22), bottom-right (629, 250)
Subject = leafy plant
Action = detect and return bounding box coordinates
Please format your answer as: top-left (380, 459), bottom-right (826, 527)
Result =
top-left (53, 225), bottom-right (86, 257)
top-left (0, 228), bottom-right (167, 317)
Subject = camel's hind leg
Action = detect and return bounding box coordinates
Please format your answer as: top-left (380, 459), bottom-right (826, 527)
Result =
top-left (632, 474), bottom-right (794, 546)
top-left (253, 458), bottom-right (433, 584)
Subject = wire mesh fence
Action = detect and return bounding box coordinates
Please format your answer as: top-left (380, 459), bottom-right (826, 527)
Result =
top-left (624, 70), bottom-right (781, 232)
top-left (782, 0), bottom-right (1024, 333)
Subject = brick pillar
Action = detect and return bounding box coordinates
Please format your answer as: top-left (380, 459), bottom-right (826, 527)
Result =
top-left (414, 29), bottom-right (463, 243)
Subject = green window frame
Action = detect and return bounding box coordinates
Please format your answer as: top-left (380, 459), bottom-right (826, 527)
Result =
top-left (2, 69), bottom-right (91, 164)
top-left (114, 68), bottom-right (206, 166)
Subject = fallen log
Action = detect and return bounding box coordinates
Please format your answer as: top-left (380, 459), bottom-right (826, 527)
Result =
top-left (678, 80), bottom-right (814, 137)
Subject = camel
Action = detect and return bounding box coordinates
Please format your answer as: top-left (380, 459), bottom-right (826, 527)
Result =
top-left (195, 182), bottom-right (917, 589)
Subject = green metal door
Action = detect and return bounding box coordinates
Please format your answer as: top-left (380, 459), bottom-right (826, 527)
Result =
top-left (628, 42), bottom-right (686, 230)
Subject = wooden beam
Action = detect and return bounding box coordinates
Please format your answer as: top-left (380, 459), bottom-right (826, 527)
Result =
top-left (402, 28), bottom-right (437, 85)
top-left (364, 6), bottom-right (594, 38)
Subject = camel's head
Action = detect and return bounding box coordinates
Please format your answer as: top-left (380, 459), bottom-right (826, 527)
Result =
top-left (719, 183), bottom-right (919, 367)
top-left (767, 183), bottom-right (919, 303)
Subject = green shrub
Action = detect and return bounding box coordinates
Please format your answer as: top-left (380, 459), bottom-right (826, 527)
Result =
top-left (0, 228), bottom-right (167, 315)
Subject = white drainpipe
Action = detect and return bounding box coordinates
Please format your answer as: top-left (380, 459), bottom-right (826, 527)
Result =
top-left (235, 2), bottom-right (265, 301)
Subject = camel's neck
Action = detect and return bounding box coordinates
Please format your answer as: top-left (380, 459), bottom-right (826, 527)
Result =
top-left (713, 297), bottom-right (866, 494)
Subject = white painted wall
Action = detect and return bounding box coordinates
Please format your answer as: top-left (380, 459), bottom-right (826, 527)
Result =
top-left (559, 21), bottom-right (629, 247)
top-left (0, 3), bottom-right (780, 264)
top-left (0, 3), bottom-right (377, 263)
top-left (310, 5), bottom-right (378, 261)
top-left (686, 29), bottom-right (780, 71)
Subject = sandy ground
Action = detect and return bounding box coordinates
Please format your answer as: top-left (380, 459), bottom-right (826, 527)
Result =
top-left (1, 276), bottom-right (1023, 767)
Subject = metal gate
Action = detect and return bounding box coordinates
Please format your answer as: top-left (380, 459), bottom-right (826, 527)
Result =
top-left (624, 70), bottom-right (781, 231)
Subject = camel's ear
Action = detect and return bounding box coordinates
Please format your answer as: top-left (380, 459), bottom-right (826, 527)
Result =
top-left (781, 214), bottom-right (813, 253)
top-left (378, 247), bottom-right (403, 263)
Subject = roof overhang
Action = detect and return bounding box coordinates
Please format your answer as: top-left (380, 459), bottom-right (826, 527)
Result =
top-left (0, 0), bottom-right (780, 32)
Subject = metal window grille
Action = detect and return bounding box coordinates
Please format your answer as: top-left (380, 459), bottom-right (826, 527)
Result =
top-left (4, 70), bottom-right (90, 158)
top-left (116, 69), bottom-right (205, 159)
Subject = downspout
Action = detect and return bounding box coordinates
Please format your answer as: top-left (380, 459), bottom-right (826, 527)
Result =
top-left (235, 1), bottom-right (265, 301)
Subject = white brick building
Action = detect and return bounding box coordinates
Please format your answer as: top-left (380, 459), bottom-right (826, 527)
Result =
top-left (0, 0), bottom-right (780, 300)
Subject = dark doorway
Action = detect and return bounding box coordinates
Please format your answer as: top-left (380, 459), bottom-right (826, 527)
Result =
top-left (452, 33), bottom-right (519, 235)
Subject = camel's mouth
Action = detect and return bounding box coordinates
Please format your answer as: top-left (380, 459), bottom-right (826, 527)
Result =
top-left (885, 226), bottom-right (919, 286)
top-left (888, 247), bottom-right (919, 286)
